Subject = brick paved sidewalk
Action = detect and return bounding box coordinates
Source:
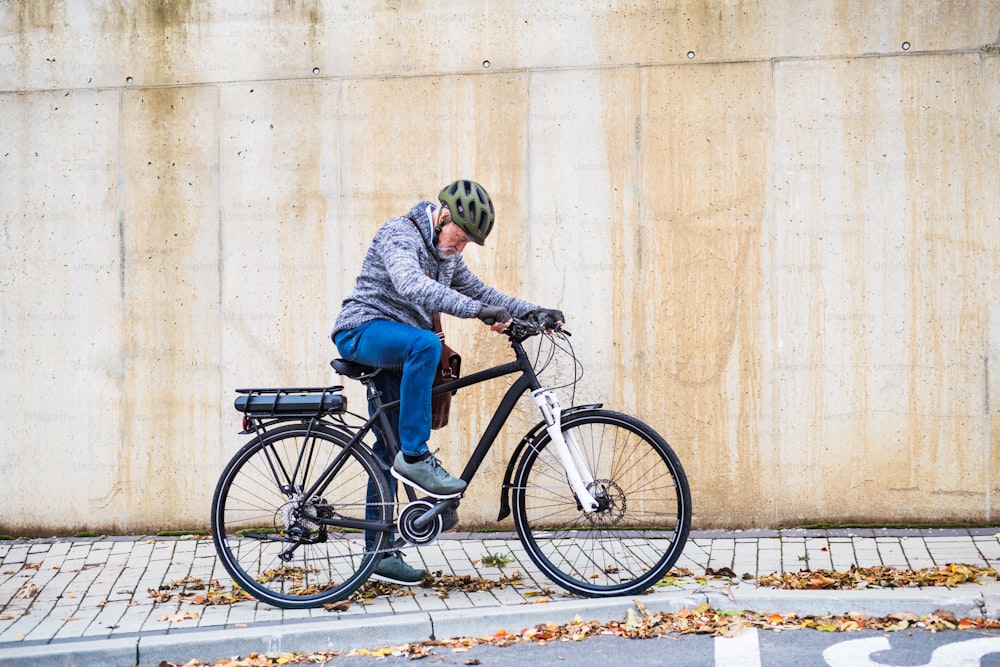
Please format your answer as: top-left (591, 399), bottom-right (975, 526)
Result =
top-left (2, 527), bottom-right (999, 665)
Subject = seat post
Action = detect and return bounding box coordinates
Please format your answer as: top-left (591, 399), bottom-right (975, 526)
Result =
top-left (362, 374), bottom-right (382, 406)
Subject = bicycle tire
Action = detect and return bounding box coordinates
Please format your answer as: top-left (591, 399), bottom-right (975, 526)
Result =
top-left (511, 409), bottom-right (691, 597)
top-left (211, 422), bottom-right (390, 608)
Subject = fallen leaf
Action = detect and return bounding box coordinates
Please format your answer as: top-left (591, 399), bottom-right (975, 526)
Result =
top-left (884, 619), bottom-right (910, 632)
top-left (14, 584), bottom-right (40, 599)
top-left (932, 609), bottom-right (958, 624)
top-left (156, 610), bottom-right (201, 623)
top-left (624, 607), bottom-right (643, 632)
top-left (719, 620), bottom-right (749, 638)
top-left (147, 588), bottom-right (172, 603)
top-left (888, 611), bottom-right (919, 622)
top-left (706, 566), bottom-right (738, 578)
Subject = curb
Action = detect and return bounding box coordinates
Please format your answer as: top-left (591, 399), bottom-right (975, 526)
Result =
top-left (0, 612), bottom-right (433, 667)
top-left (0, 636), bottom-right (137, 667)
top-left (706, 585), bottom-right (992, 618)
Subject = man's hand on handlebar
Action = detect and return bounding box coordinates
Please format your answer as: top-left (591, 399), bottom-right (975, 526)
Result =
top-left (528, 307), bottom-right (565, 332)
top-left (477, 304), bottom-right (513, 334)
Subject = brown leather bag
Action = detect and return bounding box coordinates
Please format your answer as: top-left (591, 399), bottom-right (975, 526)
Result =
top-left (431, 312), bottom-right (461, 430)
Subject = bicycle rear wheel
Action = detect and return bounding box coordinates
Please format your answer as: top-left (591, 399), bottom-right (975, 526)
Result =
top-left (512, 409), bottom-right (691, 597)
top-left (211, 423), bottom-right (390, 608)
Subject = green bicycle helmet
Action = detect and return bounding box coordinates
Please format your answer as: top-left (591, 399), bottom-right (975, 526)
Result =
top-left (438, 179), bottom-right (495, 245)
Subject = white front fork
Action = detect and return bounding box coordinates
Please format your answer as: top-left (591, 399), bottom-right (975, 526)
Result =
top-left (531, 388), bottom-right (599, 512)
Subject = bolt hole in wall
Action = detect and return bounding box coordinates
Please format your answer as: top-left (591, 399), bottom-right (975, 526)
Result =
top-left (902, 41), bottom-right (911, 50)
top-left (482, 60), bottom-right (491, 69)
top-left (687, 51), bottom-right (695, 59)
top-left (126, 76), bottom-right (133, 84)
top-left (313, 67), bottom-right (320, 75)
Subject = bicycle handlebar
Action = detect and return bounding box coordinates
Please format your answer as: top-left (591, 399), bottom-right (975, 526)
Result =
top-left (499, 316), bottom-right (570, 340)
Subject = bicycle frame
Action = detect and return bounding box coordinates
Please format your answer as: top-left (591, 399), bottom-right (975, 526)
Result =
top-left (283, 330), bottom-right (599, 536)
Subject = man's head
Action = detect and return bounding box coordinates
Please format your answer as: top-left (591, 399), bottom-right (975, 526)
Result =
top-left (437, 179), bottom-right (495, 246)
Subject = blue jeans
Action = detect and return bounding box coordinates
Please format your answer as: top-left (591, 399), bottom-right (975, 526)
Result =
top-left (333, 319), bottom-right (440, 457)
top-left (334, 320), bottom-right (441, 551)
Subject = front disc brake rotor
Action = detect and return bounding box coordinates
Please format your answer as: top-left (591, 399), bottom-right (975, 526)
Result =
top-left (583, 480), bottom-right (626, 526)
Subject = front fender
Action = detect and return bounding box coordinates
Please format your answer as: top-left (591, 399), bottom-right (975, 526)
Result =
top-left (496, 404), bottom-right (602, 521)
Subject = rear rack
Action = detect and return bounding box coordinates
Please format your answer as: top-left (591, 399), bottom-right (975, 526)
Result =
top-left (235, 386), bottom-right (347, 419)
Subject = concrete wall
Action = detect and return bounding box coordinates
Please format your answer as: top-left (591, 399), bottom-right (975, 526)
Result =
top-left (1, 1), bottom-right (999, 534)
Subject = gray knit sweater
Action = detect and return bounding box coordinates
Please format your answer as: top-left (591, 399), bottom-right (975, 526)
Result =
top-left (332, 201), bottom-right (539, 336)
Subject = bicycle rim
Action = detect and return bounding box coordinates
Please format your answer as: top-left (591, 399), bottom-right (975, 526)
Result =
top-left (211, 423), bottom-right (389, 608)
top-left (512, 410), bottom-right (691, 597)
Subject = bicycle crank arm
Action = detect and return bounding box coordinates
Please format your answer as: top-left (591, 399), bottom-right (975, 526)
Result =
top-left (532, 389), bottom-right (600, 512)
top-left (412, 498), bottom-right (460, 531)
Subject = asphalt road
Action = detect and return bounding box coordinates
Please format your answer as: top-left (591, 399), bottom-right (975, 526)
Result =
top-left (322, 628), bottom-right (1000, 667)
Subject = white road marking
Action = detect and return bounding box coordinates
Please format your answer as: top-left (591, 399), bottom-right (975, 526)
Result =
top-left (714, 628), bottom-right (762, 667)
top-left (823, 637), bottom-right (891, 667)
top-left (824, 636), bottom-right (1000, 667)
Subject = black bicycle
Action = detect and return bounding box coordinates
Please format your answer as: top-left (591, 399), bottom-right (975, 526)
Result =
top-left (210, 318), bottom-right (691, 608)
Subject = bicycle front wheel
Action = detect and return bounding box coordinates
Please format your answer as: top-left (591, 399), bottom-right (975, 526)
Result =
top-left (211, 423), bottom-right (390, 608)
top-left (512, 409), bottom-right (691, 597)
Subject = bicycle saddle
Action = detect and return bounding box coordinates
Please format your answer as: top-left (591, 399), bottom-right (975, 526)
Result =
top-left (331, 358), bottom-right (380, 380)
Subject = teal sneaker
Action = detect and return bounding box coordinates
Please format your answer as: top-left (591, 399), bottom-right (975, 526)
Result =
top-left (391, 451), bottom-right (467, 498)
top-left (371, 551), bottom-right (424, 585)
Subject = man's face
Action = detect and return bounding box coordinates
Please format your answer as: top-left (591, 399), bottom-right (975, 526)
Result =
top-left (436, 215), bottom-right (471, 258)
